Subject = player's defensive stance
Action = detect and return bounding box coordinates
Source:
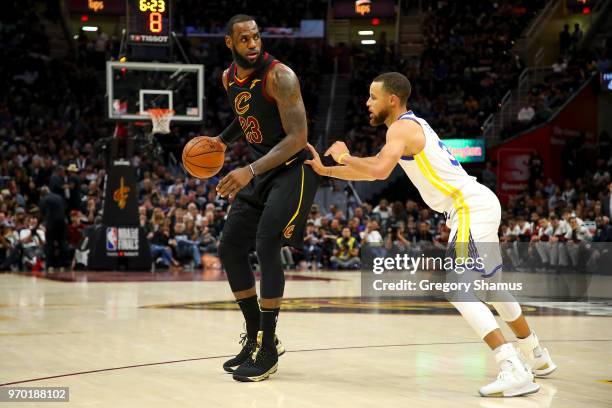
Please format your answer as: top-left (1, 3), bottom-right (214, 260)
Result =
top-left (305, 72), bottom-right (556, 397)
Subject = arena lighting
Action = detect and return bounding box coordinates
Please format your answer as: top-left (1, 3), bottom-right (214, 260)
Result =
top-left (372, 18), bottom-right (380, 25)
top-left (358, 30), bottom-right (374, 35)
top-left (82, 26), bottom-right (99, 32)
top-left (81, 15), bottom-right (89, 22)
top-left (361, 39), bottom-right (376, 45)
top-left (582, 6), bottom-right (591, 13)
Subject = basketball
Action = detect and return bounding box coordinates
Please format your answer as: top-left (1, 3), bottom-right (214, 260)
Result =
top-left (182, 136), bottom-right (225, 179)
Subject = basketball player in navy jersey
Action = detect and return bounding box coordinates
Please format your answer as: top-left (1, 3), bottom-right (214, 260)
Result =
top-left (305, 72), bottom-right (556, 397)
top-left (209, 15), bottom-right (319, 382)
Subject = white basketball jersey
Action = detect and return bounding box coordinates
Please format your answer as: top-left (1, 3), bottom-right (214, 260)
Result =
top-left (396, 111), bottom-right (479, 213)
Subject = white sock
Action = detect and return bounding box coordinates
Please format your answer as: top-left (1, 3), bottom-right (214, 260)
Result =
top-left (517, 331), bottom-right (542, 357)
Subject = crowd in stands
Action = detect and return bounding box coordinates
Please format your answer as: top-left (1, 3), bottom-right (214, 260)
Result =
top-left (346, 0), bottom-right (547, 142)
top-left (506, 23), bottom-right (611, 137)
top-left (1, 1), bottom-right (610, 274)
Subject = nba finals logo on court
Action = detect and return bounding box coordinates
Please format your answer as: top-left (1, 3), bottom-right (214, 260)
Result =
top-left (355, 0), bottom-right (371, 15)
top-left (283, 225), bottom-right (295, 239)
top-left (234, 91), bottom-right (252, 115)
top-left (113, 177), bottom-right (130, 209)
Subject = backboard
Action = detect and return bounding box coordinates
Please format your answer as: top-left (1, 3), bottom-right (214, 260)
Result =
top-left (106, 61), bottom-right (204, 122)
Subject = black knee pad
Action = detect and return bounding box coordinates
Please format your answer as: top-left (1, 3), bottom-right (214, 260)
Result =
top-left (256, 235), bottom-right (285, 299)
top-left (219, 239), bottom-right (255, 293)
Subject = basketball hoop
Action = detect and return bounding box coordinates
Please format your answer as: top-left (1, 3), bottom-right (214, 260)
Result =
top-left (148, 108), bottom-right (175, 134)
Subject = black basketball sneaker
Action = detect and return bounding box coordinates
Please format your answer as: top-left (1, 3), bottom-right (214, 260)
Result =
top-left (223, 332), bottom-right (285, 373)
top-left (232, 331), bottom-right (280, 382)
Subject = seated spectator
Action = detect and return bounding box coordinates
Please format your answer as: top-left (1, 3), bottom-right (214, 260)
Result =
top-left (0, 223), bottom-right (20, 271)
top-left (150, 225), bottom-right (177, 268)
top-left (303, 222), bottom-right (323, 270)
top-left (517, 103), bottom-right (535, 123)
top-left (362, 220), bottom-right (384, 257)
top-left (169, 222), bottom-right (202, 269)
top-left (19, 215), bottom-right (45, 271)
top-left (330, 227), bottom-right (360, 269)
top-left (67, 210), bottom-right (85, 256)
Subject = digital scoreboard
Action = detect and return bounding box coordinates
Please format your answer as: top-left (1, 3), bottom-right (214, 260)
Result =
top-left (127, 0), bottom-right (171, 45)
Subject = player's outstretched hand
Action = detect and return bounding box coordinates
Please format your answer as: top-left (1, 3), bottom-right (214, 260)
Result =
top-left (324, 141), bottom-right (350, 164)
top-left (216, 166), bottom-right (253, 199)
top-left (304, 143), bottom-right (329, 176)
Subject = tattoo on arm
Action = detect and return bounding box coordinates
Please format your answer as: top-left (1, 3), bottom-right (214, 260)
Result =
top-left (251, 65), bottom-right (308, 175)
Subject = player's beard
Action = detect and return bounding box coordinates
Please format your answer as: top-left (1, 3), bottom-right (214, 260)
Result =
top-left (232, 47), bottom-right (265, 70)
top-left (369, 107), bottom-right (390, 126)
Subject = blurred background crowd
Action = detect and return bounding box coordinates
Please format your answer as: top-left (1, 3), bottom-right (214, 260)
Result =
top-left (1, 0), bottom-right (610, 273)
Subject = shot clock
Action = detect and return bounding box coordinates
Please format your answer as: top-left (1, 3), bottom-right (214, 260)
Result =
top-left (127, 0), bottom-right (171, 45)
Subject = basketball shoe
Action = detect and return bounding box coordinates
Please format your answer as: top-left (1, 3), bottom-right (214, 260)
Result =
top-left (479, 343), bottom-right (540, 397)
top-left (232, 331), bottom-right (279, 382)
top-left (223, 332), bottom-right (285, 373)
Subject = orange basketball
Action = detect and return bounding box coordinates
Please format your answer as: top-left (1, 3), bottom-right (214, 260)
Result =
top-left (182, 136), bottom-right (225, 179)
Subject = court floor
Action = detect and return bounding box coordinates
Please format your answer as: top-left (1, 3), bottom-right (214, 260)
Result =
top-left (1, 271), bottom-right (611, 408)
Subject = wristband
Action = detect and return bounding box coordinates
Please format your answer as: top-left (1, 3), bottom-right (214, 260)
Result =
top-left (249, 164), bottom-right (256, 176)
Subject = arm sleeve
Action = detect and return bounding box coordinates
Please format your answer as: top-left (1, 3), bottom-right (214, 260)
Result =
top-left (219, 118), bottom-right (243, 145)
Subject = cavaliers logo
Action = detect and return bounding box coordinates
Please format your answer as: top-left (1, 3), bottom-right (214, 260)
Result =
top-left (113, 177), bottom-right (129, 209)
top-left (234, 91), bottom-right (251, 115)
top-left (283, 224), bottom-right (295, 239)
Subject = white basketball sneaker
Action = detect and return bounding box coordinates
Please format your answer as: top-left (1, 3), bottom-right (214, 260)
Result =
top-left (517, 332), bottom-right (557, 377)
top-left (479, 343), bottom-right (540, 397)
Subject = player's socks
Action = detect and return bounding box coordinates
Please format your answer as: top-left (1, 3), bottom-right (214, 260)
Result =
top-left (222, 296), bottom-right (260, 373)
top-left (260, 307), bottom-right (280, 350)
top-left (232, 331), bottom-right (279, 382)
top-left (479, 343), bottom-right (540, 397)
top-left (238, 295), bottom-right (261, 340)
top-left (516, 331), bottom-right (557, 377)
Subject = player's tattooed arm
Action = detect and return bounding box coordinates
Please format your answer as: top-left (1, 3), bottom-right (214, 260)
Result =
top-left (251, 64), bottom-right (308, 175)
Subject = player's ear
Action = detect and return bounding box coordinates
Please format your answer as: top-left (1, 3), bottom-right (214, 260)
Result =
top-left (224, 35), bottom-right (232, 49)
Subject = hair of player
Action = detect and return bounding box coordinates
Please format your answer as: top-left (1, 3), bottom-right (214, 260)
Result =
top-left (373, 72), bottom-right (411, 105)
top-left (226, 14), bottom-right (257, 37)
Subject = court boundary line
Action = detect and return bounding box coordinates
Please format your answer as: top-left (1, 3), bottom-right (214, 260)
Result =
top-left (1, 339), bottom-right (611, 386)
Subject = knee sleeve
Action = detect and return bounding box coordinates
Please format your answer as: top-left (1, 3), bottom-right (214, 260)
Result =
top-left (256, 235), bottom-right (285, 299)
top-left (451, 301), bottom-right (500, 339)
top-left (218, 238), bottom-right (255, 293)
top-left (489, 301), bottom-right (522, 322)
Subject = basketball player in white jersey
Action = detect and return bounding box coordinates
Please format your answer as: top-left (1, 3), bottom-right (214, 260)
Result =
top-left (305, 72), bottom-right (556, 397)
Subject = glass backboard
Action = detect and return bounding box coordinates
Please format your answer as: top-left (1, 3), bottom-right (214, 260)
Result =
top-left (106, 61), bottom-right (204, 122)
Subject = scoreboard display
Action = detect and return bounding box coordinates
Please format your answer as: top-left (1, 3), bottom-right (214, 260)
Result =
top-left (127, 0), bottom-right (171, 45)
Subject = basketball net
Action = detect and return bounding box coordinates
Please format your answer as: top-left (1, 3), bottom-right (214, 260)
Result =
top-left (148, 108), bottom-right (175, 134)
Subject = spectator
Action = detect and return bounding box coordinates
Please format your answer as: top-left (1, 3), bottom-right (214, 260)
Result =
top-left (517, 103), bottom-right (535, 123)
top-left (39, 186), bottom-right (68, 272)
top-left (559, 24), bottom-right (571, 55)
top-left (19, 215), bottom-right (45, 271)
top-left (150, 224), bottom-right (177, 268)
top-left (330, 227), bottom-right (360, 269)
top-left (303, 222), bottom-right (322, 270)
top-left (169, 222), bottom-right (202, 269)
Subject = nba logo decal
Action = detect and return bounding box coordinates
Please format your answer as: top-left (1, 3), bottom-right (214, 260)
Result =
top-left (106, 227), bottom-right (118, 250)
